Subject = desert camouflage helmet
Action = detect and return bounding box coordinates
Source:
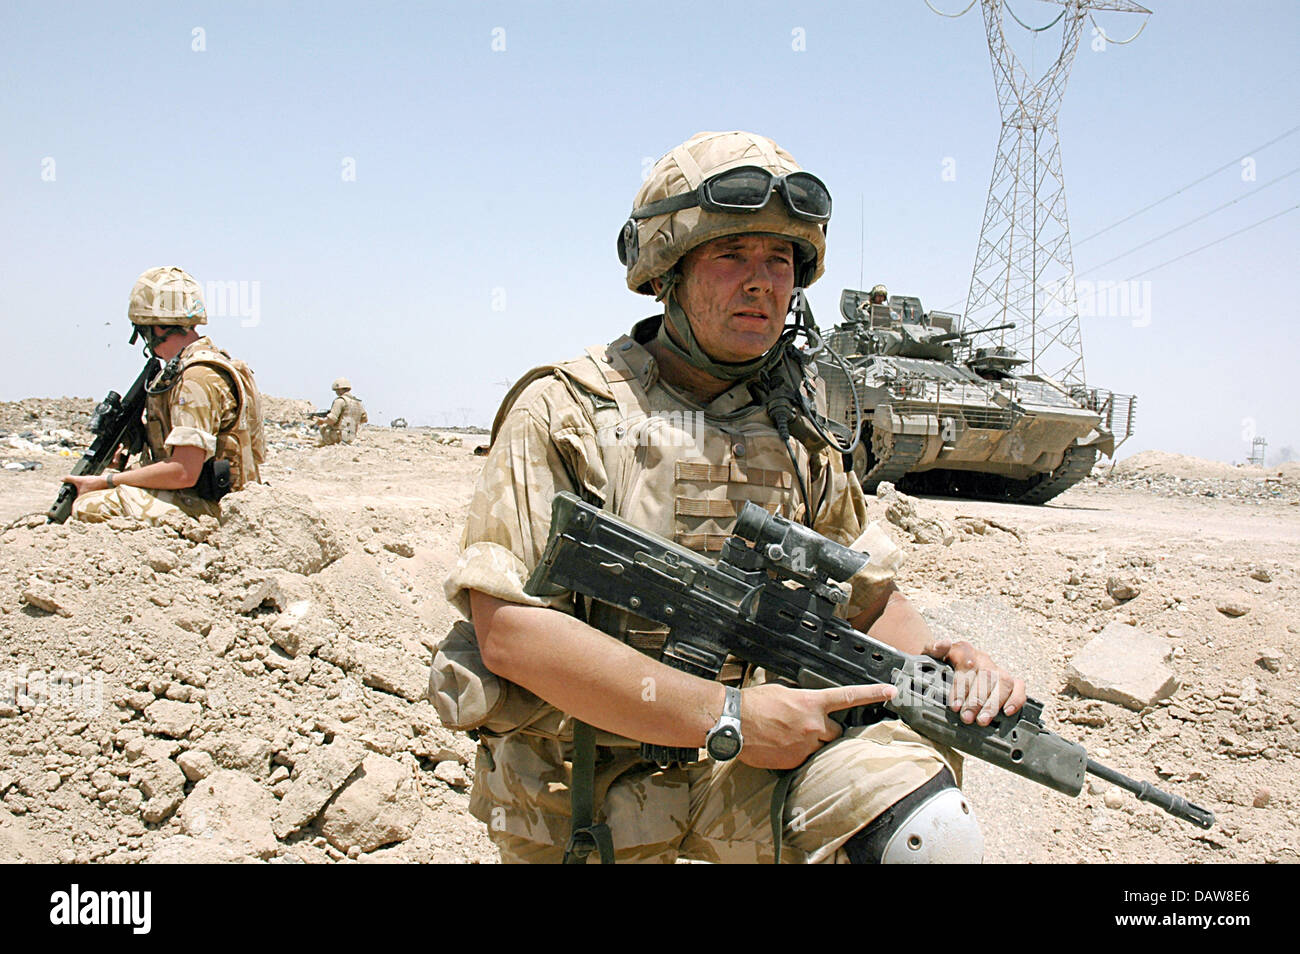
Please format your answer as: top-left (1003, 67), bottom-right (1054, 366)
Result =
top-left (618, 131), bottom-right (829, 295)
top-left (127, 266), bottom-right (207, 328)
top-left (332, 378), bottom-right (352, 393)
top-left (870, 284), bottom-right (888, 299)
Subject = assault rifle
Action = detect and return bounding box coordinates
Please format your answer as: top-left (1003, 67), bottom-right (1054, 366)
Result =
top-left (47, 358), bottom-right (159, 524)
top-left (524, 492), bottom-right (1215, 829)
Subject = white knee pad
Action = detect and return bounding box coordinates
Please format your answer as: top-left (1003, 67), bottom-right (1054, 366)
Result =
top-left (879, 786), bottom-right (984, 864)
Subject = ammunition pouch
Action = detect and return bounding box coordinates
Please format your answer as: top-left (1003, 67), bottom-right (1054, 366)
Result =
top-left (427, 619), bottom-right (549, 734)
top-left (193, 458), bottom-right (232, 502)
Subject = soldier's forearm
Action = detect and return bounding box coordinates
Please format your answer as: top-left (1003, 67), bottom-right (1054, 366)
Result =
top-left (469, 590), bottom-right (725, 747)
top-left (852, 585), bottom-right (932, 656)
top-left (116, 447), bottom-right (205, 491)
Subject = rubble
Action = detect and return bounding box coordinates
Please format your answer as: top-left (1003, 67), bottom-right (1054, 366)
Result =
top-left (177, 771), bottom-right (279, 859)
top-left (876, 482), bottom-right (954, 546)
top-left (215, 484), bottom-right (346, 576)
top-left (144, 700), bottom-right (201, 739)
top-left (1066, 623), bottom-right (1179, 710)
top-left (1256, 649), bottom-right (1282, 673)
top-left (273, 739), bottom-right (366, 838)
top-left (20, 580), bottom-right (75, 617)
top-left (318, 754), bottom-right (421, 853)
top-left (1105, 577), bottom-right (1141, 602)
top-left (0, 428), bottom-right (492, 865)
top-left (1093, 451), bottom-right (1300, 504)
top-left (177, 750), bottom-right (215, 782)
top-left (1216, 595), bottom-right (1251, 618)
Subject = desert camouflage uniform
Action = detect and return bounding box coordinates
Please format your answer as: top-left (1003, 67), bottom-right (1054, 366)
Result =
top-left (73, 337), bottom-right (254, 525)
top-left (444, 320), bottom-right (960, 863)
top-left (318, 394), bottom-right (367, 445)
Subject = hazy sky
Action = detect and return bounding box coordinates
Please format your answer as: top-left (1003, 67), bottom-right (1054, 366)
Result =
top-left (2, 0), bottom-right (1297, 464)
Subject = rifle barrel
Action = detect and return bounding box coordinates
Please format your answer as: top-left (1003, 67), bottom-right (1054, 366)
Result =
top-left (1087, 759), bottom-right (1214, 829)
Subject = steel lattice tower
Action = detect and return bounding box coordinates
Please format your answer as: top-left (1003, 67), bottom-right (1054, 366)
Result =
top-left (962, 0), bottom-right (1149, 387)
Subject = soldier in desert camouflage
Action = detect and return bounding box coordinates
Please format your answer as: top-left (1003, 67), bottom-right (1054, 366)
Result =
top-left (315, 378), bottom-right (368, 446)
top-left (63, 267), bottom-right (265, 525)
top-left (434, 132), bottom-right (1025, 864)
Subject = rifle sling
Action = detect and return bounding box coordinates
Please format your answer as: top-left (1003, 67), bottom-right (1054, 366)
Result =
top-left (770, 769), bottom-right (795, 865)
top-left (563, 719), bottom-right (614, 865)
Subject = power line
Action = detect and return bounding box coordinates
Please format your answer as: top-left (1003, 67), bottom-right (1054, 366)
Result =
top-left (1123, 204), bottom-right (1300, 281)
top-left (936, 125), bottom-right (1300, 313)
top-left (1075, 123), bottom-right (1300, 247)
top-left (1078, 165), bottom-right (1300, 277)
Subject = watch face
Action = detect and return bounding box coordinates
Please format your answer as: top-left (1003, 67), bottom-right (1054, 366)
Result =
top-left (707, 727), bottom-right (741, 761)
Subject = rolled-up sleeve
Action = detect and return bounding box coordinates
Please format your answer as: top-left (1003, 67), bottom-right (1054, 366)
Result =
top-left (163, 367), bottom-right (235, 459)
top-left (444, 377), bottom-right (599, 618)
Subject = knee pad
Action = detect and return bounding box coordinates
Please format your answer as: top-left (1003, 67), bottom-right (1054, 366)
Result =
top-left (844, 768), bottom-right (984, 864)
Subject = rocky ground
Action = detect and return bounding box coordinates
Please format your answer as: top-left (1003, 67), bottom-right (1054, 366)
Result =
top-left (1, 400), bottom-right (1296, 864)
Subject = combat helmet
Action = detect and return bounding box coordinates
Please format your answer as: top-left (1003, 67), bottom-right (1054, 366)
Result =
top-left (332, 378), bottom-right (352, 393)
top-left (619, 131), bottom-right (829, 295)
top-left (127, 266), bottom-right (206, 347)
top-left (870, 283), bottom-right (888, 302)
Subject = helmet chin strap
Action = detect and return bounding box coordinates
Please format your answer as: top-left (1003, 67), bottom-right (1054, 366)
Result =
top-left (130, 324), bottom-right (186, 359)
top-left (654, 272), bottom-right (794, 383)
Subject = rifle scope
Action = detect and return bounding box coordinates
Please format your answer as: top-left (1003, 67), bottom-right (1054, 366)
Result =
top-left (734, 502), bottom-right (869, 584)
top-left (89, 392), bottom-right (122, 434)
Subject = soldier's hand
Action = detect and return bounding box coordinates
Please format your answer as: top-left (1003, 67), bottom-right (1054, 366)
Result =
top-left (62, 474), bottom-right (106, 498)
top-left (737, 682), bottom-right (896, 771)
top-left (110, 449), bottom-right (128, 470)
top-left (924, 639), bottom-right (1026, 727)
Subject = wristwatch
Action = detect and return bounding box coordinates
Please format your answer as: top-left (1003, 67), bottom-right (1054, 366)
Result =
top-left (105, 472), bottom-right (115, 488)
top-left (705, 686), bottom-right (744, 761)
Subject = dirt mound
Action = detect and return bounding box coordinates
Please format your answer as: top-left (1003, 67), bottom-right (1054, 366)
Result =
top-left (0, 474), bottom-right (492, 863)
top-left (1102, 450), bottom-right (1299, 504)
top-left (260, 395), bottom-right (316, 426)
top-left (1115, 450), bottom-right (1264, 480)
top-left (0, 398), bottom-right (95, 436)
top-left (215, 483), bottom-right (346, 575)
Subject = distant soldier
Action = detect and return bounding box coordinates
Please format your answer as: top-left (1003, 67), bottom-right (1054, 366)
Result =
top-left (316, 378), bottom-right (368, 445)
top-left (63, 267), bottom-right (265, 524)
top-left (869, 283), bottom-right (888, 305)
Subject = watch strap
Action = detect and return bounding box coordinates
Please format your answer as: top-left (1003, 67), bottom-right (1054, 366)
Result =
top-left (722, 685), bottom-right (742, 721)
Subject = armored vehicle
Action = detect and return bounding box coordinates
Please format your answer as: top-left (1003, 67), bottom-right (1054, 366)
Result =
top-left (815, 289), bottom-right (1127, 504)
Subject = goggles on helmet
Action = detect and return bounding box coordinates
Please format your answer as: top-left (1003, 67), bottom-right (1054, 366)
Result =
top-left (629, 165), bottom-right (832, 224)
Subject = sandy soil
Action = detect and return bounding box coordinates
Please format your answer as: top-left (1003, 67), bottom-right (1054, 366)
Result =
top-left (1, 401), bottom-right (1295, 864)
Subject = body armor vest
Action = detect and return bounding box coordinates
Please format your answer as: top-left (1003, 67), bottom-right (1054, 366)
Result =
top-left (494, 327), bottom-right (829, 664)
top-left (144, 340), bottom-right (266, 491)
top-left (335, 394), bottom-right (366, 441)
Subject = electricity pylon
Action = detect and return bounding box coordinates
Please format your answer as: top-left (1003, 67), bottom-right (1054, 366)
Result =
top-left (956, 0), bottom-right (1150, 387)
